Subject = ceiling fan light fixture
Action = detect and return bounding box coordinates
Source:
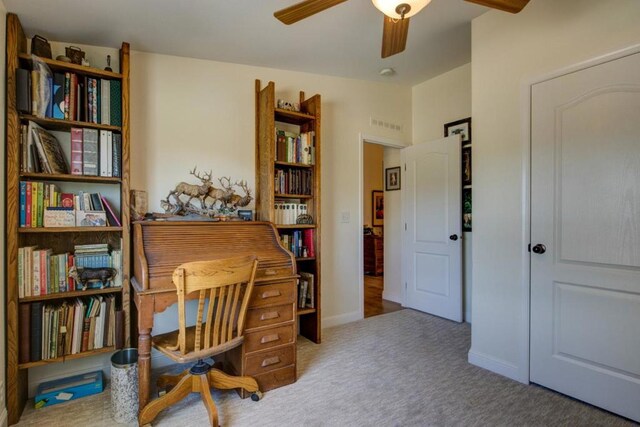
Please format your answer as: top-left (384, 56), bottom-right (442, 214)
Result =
top-left (371, 0), bottom-right (431, 19)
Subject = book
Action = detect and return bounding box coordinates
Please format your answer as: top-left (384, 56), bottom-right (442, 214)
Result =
top-left (52, 73), bottom-right (65, 119)
top-left (110, 80), bottom-right (122, 126)
top-left (31, 70), bottom-right (40, 115)
top-left (107, 131), bottom-right (113, 176)
top-left (16, 68), bottom-right (31, 113)
top-left (32, 127), bottom-right (69, 174)
top-left (70, 128), bottom-right (83, 175)
top-left (101, 196), bottom-right (121, 227)
top-left (112, 133), bottom-right (121, 178)
top-left (101, 80), bottom-right (110, 125)
top-left (303, 229), bottom-right (315, 257)
top-left (19, 303), bottom-right (30, 364)
top-left (30, 302), bottom-right (43, 362)
top-left (99, 130), bottom-right (109, 176)
top-left (300, 272), bottom-right (315, 308)
top-left (82, 129), bottom-right (99, 176)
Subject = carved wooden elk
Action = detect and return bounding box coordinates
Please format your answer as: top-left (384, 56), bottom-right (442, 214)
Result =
top-left (207, 176), bottom-right (236, 208)
top-left (168, 167), bottom-right (213, 208)
top-left (228, 180), bottom-right (253, 208)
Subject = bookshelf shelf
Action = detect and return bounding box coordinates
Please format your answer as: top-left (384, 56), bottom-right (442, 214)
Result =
top-left (6, 14), bottom-right (132, 424)
top-left (19, 287), bottom-right (123, 303)
top-left (19, 226), bottom-right (122, 233)
top-left (18, 346), bottom-right (116, 370)
top-left (19, 114), bottom-right (122, 132)
top-left (274, 160), bottom-right (314, 169)
top-left (20, 172), bottom-right (122, 184)
top-left (18, 53), bottom-right (123, 79)
top-left (256, 80), bottom-right (321, 344)
top-left (274, 108), bottom-right (316, 124)
top-left (274, 193), bottom-right (313, 199)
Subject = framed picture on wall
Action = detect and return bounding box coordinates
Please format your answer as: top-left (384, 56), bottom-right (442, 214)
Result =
top-left (444, 117), bottom-right (472, 145)
top-left (462, 188), bottom-right (472, 232)
top-left (462, 147), bottom-right (472, 186)
top-left (385, 166), bottom-right (401, 191)
top-left (372, 190), bottom-right (384, 226)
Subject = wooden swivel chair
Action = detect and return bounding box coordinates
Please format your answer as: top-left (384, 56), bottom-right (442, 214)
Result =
top-left (139, 255), bottom-right (262, 426)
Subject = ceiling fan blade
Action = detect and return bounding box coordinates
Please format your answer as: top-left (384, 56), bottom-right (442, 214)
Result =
top-left (274, 0), bottom-right (349, 25)
top-left (381, 16), bottom-right (410, 59)
top-left (464, 0), bottom-right (530, 13)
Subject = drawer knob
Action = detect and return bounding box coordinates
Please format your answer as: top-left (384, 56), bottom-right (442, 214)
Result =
top-left (264, 269), bottom-right (277, 276)
top-left (261, 290), bottom-right (282, 299)
top-left (261, 356), bottom-right (280, 367)
top-left (260, 311), bottom-right (280, 321)
top-left (260, 334), bottom-right (280, 344)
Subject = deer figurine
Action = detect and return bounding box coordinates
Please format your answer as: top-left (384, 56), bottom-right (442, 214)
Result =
top-left (207, 176), bottom-right (236, 208)
top-left (168, 167), bottom-right (213, 209)
top-left (228, 180), bottom-right (253, 208)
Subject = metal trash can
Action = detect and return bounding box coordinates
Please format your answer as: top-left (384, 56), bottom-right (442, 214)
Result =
top-left (111, 348), bottom-right (139, 424)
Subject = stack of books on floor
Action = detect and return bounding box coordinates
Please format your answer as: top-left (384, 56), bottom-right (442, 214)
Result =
top-left (297, 272), bottom-right (315, 309)
top-left (19, 183), bottom-right (121, 228)
top-left (274, 168), bottom-right (312, 195)
top-left (18, 295), bottom-right (124, 364)
top-left (18, 243), bottom-right (122, 298)
top-left (20, 122), bottom-right (121, 178)
top-left (275, 129), bottom-right (315, 164)
top-left (16, 67), bottom-right (121, 125)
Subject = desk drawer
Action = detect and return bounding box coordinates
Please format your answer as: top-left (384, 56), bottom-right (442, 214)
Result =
top-left (245, 345), bottom-right (295, 376)
top-left (244, 324), bottom-right (294, 354)
top-left (253, 365), bottom-right (296, 393)
top-left (245, 304), bottom-right (294, 330)
top-left (250, 282), bottom-right (295, 308)
top-left (256, 267), bottom-right (292, 280)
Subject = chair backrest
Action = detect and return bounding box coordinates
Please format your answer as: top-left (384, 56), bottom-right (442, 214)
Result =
top-left (172, 255), bottom-right (258, 355)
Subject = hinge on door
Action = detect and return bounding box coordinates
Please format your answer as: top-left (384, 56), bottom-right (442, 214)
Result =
top-left (404, 163), bottom-right (407, 171)
top-left (528, 243), bottom-right (531, 252)
top-left (405, 223), bottom-right (407, 231)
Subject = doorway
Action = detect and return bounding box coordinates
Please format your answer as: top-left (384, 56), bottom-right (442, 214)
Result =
top-left (360, 136), bottom-right (404, 319)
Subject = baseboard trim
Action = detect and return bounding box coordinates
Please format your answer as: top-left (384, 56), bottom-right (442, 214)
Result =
top-left (0, 407), bottom-right (7, 427)
top-left (468, 349), bottom-right (521, 382)
top-left (322, 311), bottom-right (362, 329)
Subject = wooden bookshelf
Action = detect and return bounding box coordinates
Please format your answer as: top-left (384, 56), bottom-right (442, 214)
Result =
top-left (5, 14), bottom-right (131, 424)
top-left (255, 80), bottom-right (322, 344)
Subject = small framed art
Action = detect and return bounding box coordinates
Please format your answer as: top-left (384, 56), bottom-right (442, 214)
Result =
top-left (385, 166), bottom-right (401, 191)
top-left (444, 117), bottom-right (472, 145)
top-left (372, 190), bottom-right (384, 226)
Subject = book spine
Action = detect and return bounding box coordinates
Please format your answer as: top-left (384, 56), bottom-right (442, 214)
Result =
top-left (59, 254), bottom-right (67, 293)
top-left (70, 128), bottom-right (84, 175)
top-left (30, 302), bottom-right (43, 362)
top-left (93, 79), bottom-right (98, 123)
top-left (112, 134), bottom-right (121, 178)
top-left (32, 250), bottom-right (41, 296)
top-left (110, 80), bottom-right (122, 127)
top-left (31, 70), bottom-right (39, 115)
top-left (37, 182), bottom-right (44, 227)
top-left (41, 250), bottom-right (48, 295)
top-left (64, 72), bottom-right (70, 120)
top-left (18, 248), bottom-right (24, 298)
top-left (31, 182), bottom-right (38, 227)
top-left (68, 255), bottom-right (75, 291)
top-left (19, 303), bottom-right (30, 364)
top-left (20, 181), bottom-right (26, 227)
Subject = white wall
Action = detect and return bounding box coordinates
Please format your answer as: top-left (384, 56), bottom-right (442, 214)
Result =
top-left (470, 0), bottom-right (640, 381)
top-left (382, 147), bottom-right (402, 303)
top-left (0, 2), bottom-right (7, 424)
top-left (363, 142), bottom-right (384, 230)
top-left (411, 63), bottom-right (472, 321)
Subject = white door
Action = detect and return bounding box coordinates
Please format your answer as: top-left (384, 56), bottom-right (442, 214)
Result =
top-left (402, 136), bottom-right (462, 322)
top-left (530, 51), bottom-right (640, 422)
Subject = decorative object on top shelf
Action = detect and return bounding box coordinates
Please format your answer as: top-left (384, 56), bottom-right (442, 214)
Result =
top-left (372, 190), bottom-right (384, 226)
top-left (105, 55), bottom-right (113, 72)
top-left (296, 214), bottom-right (314, 225)
top-left (65, 46), bottom-right (85, 65)
top-left (385, 166), bottom-right (401, 191)
top-left (68, 266), bottom-right (117, 290)
top-left (277, 99), bottom-right (300, 112)
top-left (31, 35), bottom-right (52, 58)
top-left (160, 167), bottom-right (253, 219)
top-left (55, 55), bottom-right (71, 63)
top-left (444, 117), bottom-right (472, 145)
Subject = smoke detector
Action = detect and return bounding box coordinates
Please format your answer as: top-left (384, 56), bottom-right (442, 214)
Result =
top-left (379, 67), bottom-right (395, 77)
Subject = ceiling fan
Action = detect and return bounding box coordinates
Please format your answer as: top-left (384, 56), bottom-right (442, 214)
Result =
top-left (274, 0), bottom-right (530, 58)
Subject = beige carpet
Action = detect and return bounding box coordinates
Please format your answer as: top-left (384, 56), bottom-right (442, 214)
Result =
top-left (17, 309), bottom-right (633, 426)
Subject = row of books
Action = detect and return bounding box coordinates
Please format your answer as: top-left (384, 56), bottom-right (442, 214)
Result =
top-left (18, 296), bottom-right (124, 364)
top-left (18, 243), bottom-right (122, 298)
top-left (274, 202), bottom-right (308, 225)
top-left (280, 230), bottom-right (315, 258)
top-left (275, 130), bottom-right (316, 165)
top-left (19, 183), bottom-right (121, 228)
top-left (16, 68), bottom-right (122, 126)
top-left (297, 272), bottom-right (315, 309)
top-left (21, 122), bottom-right (121, 178)
top-left (275, 168), bottom-right (313, 195)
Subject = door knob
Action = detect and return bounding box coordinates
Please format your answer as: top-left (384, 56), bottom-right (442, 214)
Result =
top-left (532, 244), bottom-right (546, 254)
top-left (449, 234), bottom-right (459, 241)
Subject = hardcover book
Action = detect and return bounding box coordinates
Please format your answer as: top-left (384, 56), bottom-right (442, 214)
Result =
top-left (33, 127), bottom-right (69, 174)
top-left (82, 129), bottom-right (99, 176)
top-left (70, 127), bottom-right (83, 175)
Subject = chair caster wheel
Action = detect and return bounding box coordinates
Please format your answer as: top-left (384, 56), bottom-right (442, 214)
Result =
top-left (251, 391), bottom-right (263, 401)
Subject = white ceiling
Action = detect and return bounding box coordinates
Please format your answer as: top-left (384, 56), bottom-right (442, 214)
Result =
top-left (5, 0), bottom-right (489, 86)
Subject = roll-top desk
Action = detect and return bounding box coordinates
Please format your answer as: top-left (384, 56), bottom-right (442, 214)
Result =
top-left (131, 221), bottom-right (297, 409)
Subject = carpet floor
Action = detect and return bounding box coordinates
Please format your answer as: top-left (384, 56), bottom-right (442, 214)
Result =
top-left (16, 309), bottom-right (633, 426)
